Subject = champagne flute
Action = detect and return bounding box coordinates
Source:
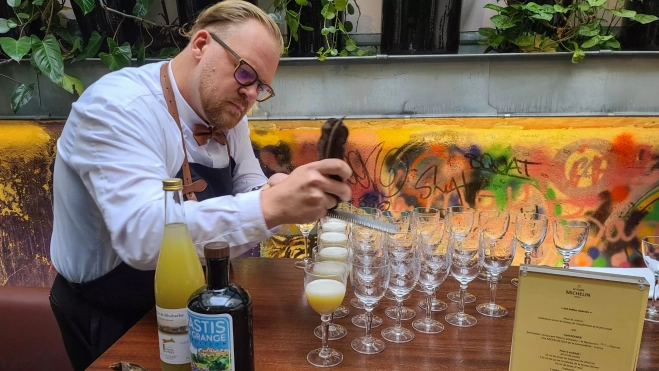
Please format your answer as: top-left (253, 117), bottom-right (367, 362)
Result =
top-left (304, 261), bottom-right (348, 367)
top-left (412, 207), bottom-right (441, 293)
top-left (446, 232), bottom-right (484, 327)
top-left (642, 236), bottom-right (659, 323)
top-left (553, 219), bottom-right (590, 269)
top-left (476, 210), bottom-right (510, 281)
top-left (350, 240), bottom-right (383, 329)
top-left (511, 212), bottom-right (547, 286)
top-left (445, 206), bottom-right (476, 303)
top-left (476, 233), bottom-right (516, 317)
top-left (294, 222), bottom-right (316, 269)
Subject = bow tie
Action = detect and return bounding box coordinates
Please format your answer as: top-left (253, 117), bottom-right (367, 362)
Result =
top-left (193, 123), bottom-right (226, 146)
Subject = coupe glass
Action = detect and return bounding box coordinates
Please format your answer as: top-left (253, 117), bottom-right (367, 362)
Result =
top-left (413, 228), bottom-right (451, 334)
top-left (642, 236), bottom-right (659, 323)
top-left (511, 213), bottom-right (548, 287)
top-left (350, 250), bottom-right (390, 354)
top-left (446, 232), bottom-right (484, 327)
top-left (553, 219), bottom-right (590, 269)
top-left (304, 261), bottom-right (348, 367)
top-left (294, 222), bottom-right (316, 269)
top-left (476, 234), bottom-right (515, 317)
top-left (476, 210), bottom-right (510, 281)
top-left (445, 206), bottom-right (476, 303)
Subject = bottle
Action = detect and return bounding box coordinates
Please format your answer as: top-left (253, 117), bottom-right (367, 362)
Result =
top-left (154, 178), bottom-right (207, 371)
top-left (187, 242), bottom-right (255, 371)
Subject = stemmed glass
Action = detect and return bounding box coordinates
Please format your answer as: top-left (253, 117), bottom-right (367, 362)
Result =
top-left (294, 222), bottom-right (317, 269)
top-left (304, 261), bottom-right (348, 367)
top-left (350, 240), bottom-right (384, 329)
top-left (312, 245), bottom-right (349, 341)
top-left (318, 218), bottom-right (350, 319)
top-left (511, 212), bottom-right (548, 287)
top-left (476, 210), bottom-right (510, 281)
top-left (413, 227), bottom-right (451, 333)
top-left (476, 234), bottom-right (516, 317)
top-left (381, 235), bottom-right (421, 343)
top-left (350, 249), bottom-right (390, 354)
top-left (412, 207), bottom-right (442, 294)
top-left (642, 236), bottom-right (659, 323)
top-left (349, 207), bottom-right (382, 310)
top-left (384, 229), bottom-right (418, 321)
top-left (553, 219), bottom-right (590, 269)
top-left (445, 206), bottom-right (476, 303)
top-left (446, 231), bottom-right (484, 327)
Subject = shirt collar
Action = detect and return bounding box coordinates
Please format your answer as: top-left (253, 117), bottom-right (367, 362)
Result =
top-left (167, 61), bottom-right (207, 131)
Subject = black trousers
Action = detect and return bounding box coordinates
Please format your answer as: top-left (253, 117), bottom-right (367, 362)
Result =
top-left (49, 263), bottom-right (155, 371)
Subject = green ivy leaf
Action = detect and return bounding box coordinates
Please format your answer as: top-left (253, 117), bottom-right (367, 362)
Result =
top-left (7, 18), bottom-right (17, 28)
top-left (607, 9), bottom-right (636, 18)
top-left (16, 12), bottom-right (30, 19)
top-left (572, 45), bottom-right (585, 64)
top-left (59, 73), bottom-right (85, 96)
top-left (578, 23), bottom-right (600, 37)
top-left (73, 0), bottom-right (95, 15)
top-left (7, 0), bottom-right (20, 7)
top-left (294, 0), bottom-right (308, 5)
top-left (31, 34), bottom-right (64, 84)
top-left (320, 0), bottom-right (329, 6)
top-left (484, 4), bottom-right (506, 12)
top-left (605, 38), bottom-right (621, 50)
top-left (137, 45), bottom-right (145, 66)
top-left (344, 21), bottom-right (353, 32)
top-left (357, 49), bottom-right (365, 56)
top-left (73, 31), bottom-right (102, 62)
top-left (70, 38), bottom-right (82, 53)
top-left (334, 0), bottom-right (348, 12)
top-left (339, 49), bottom-right (348, 56)
top-left (633, 14), bottom-right (659, 24)
top-left (321, 26), bottom-right (336, 35)
top-left (581, 36), bottom-right (600, 49)
top-left (491, 15), bottom-right (517, 29)
top-left (0, 19), bottom-right (9, 34)
top-left (132, 0), bottom-right (153, 18)
top-left (513, 35), bottom-right (534, 47)
top-left (286, 9), bottom-right (298, 18)
top-left (530, 12), bottom-right (553, 21)
top-left (32, 0), bottom-right (44, 5)
top-left (321, 4), bottom-right (335, 20)
top-left (489, 35), bottom-right (506, 47)
top-left (345, 44), bottom-right (356, 51)
top-left (99, 40), bottom-right (131, 71)
top-left (10, 83), bottom-right (35, 113)
top-left (347, 3), bottom-right (354, 15)
top-left (478, 27), bottom-right (497, 37)
top-left (300, 25), bottom-right (313, 31)
top-left (0, 36), bottom-right (32, 62)
top-left (587, 0), bottom-right (607, 6)
top-left (330, 48), bottom-right (338, 56)
top-left (578, 4), bottom-right (590, 11)
top-left (285, 15), bottom-right (299, 39)
top-left (29, 52), bottom-right (39, 72)
top-left (346, 38), bottom-right (356, 47)
top-left (554, 4), bottom-right (569, 13)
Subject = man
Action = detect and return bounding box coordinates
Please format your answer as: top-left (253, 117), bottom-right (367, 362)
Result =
top-left (48, 1), bottom-right (352, 370)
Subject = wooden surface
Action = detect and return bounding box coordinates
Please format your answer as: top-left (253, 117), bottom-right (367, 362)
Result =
top-left (88, 258), bottom-right (659, 371)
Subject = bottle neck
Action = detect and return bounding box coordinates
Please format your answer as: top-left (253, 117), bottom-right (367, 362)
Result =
top-left (164, 189), bottom-right (186, 225)
top-left (206, 257), bottom-right (230, 290)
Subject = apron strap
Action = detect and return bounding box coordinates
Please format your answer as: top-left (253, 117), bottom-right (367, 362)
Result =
top-left (159, 62), bottom-right (204, 201)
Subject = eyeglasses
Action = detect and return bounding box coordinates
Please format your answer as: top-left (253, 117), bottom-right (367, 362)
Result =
top-left (210, 33), bottom-right (275, 102)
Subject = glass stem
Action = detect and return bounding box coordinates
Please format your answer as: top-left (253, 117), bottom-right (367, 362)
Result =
top-left (395, 297), bottom-right (403, 330)
top-left (319, 314), bottom-right (331, 358)
top-left (563, 256), bottom-right (570, 269)
top-left (303, 233), bottom-right (310, 262)
top-left (524, 250), bottom-right (532, 265)
top-left (489, 278), bottom-right (497, 305)
top-left (458, 284), bottom-right (467, 316)
top-left (652, 277), bottom-right (658, 310)
top-left (425, 289), bottom-right (434, 321)
top-left (364, 306), bottom-right (373, 339)
top-left (329, 312), bottom-right (335, 330)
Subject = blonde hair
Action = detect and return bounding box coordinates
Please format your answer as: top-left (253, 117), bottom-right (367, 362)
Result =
top-left (184, 0), bottom-right (283, 52)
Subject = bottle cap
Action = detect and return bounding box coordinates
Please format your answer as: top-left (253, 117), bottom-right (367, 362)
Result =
top-left (162, 178), bottom-right (183, 191)
top-left (204, 241), bottom-right (230, 259)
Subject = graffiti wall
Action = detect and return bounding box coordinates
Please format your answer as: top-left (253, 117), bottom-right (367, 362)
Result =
top-left (1, 117), bottom-right (658, 287)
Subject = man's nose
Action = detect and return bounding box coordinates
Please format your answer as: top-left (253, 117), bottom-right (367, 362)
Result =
top-left (239, 84), bottom-right (259, 103)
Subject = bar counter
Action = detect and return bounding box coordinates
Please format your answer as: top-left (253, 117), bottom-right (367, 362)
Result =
top-left (87, 258), bottom-right (659, 370)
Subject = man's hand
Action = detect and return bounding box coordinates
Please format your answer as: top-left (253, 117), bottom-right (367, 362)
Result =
top-left (260, 159), bottom-right (352, 229)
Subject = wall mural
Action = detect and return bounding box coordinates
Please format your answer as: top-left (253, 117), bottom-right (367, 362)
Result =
top-left (1, 118), bottom-right (658, 287)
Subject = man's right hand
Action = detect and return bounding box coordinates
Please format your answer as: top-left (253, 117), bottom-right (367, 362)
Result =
top-left (260, 159), bottom-right (352, 228)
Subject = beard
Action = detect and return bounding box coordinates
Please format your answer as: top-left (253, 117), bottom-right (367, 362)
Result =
top-left (198, 63), bottom-right (248, 130)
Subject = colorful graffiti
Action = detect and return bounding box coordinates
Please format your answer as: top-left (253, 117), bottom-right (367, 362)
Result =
top-left (252, 118), bottom-right (659, 268)
top-left (1, 117), bottom-right (659, 287)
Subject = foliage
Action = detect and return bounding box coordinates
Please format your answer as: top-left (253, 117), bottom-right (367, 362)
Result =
top-left (478, 0), bottom-right (659, 63)
top-left (272, 0), bottom-right (371, 60)
top-left (0, 0), bottom-right (183, 113)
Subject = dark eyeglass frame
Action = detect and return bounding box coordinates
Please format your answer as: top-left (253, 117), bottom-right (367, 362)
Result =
top-left (210, 33), bottom-right (275, 102)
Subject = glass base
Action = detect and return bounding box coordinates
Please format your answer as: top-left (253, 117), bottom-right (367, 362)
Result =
top-left (381, 326), bottom-right (415, 343)
top-left (447, 290), bottom-right (476, 303)
top-left (417, 298), bottom-right (448, 312)
top-left (294, 258), bottom-right (310, 269)
top-left (511, 278), bottom-right (519, 287)
top-left (476, 303), bottom-right (508, 318)
top-left (315, 323), bottom-right (347, 340)
top-left (351, 336), bottom-right (386, 354)
top-left (445, 312), bottom-right (477, 327)
top-left (352, 313), bottom-right (383, 328)
top-left (385, 305), bottom-right (416, 320)
top-left (646, 307), bottom-right (659, 323)
top-left (350, 297), bottom-right (364, 309)
top-left (412, 318), bottom-right (445, 334)
top-left (333, 305), bottom-right (349, 319)
top-left (307, 347), bottom-right (343, 367)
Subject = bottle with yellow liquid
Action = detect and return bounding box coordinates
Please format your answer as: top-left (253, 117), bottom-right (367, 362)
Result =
top-left (155, 178), bottom-right (206, 371)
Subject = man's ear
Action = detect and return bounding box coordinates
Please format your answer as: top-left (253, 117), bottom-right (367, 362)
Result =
top-left (190, 30), bottom-right (211, 61)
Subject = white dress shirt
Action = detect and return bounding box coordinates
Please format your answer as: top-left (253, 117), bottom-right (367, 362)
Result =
top-left (51, 61), bottom-right (277, 283)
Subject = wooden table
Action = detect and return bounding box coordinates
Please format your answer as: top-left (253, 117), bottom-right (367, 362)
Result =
top-left (88, 258), bottom-right (659, 370)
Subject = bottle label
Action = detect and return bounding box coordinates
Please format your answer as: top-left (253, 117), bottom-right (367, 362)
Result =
top-left (156, 306), bottom-right (191, 365)
top-left (188, 311), bottom-right (235, 371)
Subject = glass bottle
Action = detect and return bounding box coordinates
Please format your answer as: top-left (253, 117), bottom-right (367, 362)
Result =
top-left (154, 178), bottom-right (206, 371)
top-left (188, 242), bottom-right (255, 371)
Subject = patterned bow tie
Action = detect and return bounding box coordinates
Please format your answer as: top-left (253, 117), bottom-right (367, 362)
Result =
top-left (193, 123), bottom-right (226, 146)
